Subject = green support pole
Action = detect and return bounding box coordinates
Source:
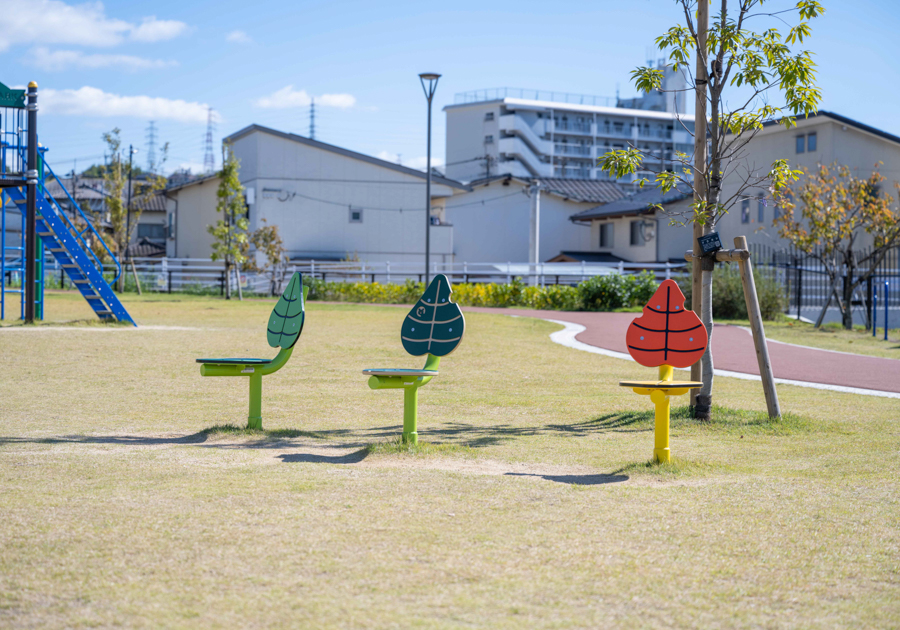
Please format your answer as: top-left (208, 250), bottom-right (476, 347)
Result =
top-left (403, 386), bottom-right (419, 444)
top-left (248, 372), bottom-right (262, 430)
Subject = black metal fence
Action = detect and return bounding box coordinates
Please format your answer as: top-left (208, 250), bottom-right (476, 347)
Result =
top-left (750, 243), bottom-right (900, 327)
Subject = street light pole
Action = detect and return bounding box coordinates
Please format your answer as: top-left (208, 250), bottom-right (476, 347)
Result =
top-left (419, 72), bottom-right (441, 285)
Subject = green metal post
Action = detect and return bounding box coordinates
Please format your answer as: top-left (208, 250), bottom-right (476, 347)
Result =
top-left (402, 386), bottom-right (419, 444)
top-left (248, 372), bottom-right (262, 430)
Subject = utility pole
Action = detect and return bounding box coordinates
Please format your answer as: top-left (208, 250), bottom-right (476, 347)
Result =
top-left (690, 0), bottom-right (709, 411)
top-left (309, 98), bottom-right (316, 140)
top-left (528, 181), bottom-right (542, 287)
top-left (24, 82), bottom-right (38, 324)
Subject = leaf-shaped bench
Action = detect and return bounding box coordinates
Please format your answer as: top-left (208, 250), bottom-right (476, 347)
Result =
top-left (618, 279), bottom-right (706, 463)
top-left (363, 274), bottom-right (465, 444)
top-left (197, 272), bottom-right (308, 429)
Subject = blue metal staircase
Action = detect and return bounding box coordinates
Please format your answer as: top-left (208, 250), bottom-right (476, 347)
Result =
top-left (3, 183), bottom-right (135, 325)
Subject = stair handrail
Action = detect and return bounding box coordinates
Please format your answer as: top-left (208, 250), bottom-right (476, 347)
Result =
top-left (37, 155), bottom-right (122, 283)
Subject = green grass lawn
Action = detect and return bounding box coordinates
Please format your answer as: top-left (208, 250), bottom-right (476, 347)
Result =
top-left (1, 291), bottom-right (899, 628)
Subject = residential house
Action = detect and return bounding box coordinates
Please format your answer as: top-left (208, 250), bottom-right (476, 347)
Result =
top-left (442, 175), bottom-right (625, 262)
top-left (167, 125), bottom-right (470, 263)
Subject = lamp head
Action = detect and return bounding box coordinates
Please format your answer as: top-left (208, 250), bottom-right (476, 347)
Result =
top-left (419, 72), bottom-right (441, 101)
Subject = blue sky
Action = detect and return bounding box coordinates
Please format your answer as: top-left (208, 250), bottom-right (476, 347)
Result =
top-left (1, 0), bottom-right (898, 178)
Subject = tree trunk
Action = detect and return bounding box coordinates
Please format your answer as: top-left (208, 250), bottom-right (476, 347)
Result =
top-left (224, 257), bottom-right (232, 300)
top-left (695, 257), bottom-right (715, 421)
top-left (841, 273), bottom-right (854, 330)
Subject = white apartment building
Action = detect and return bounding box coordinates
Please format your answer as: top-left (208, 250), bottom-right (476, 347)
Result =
top-left (444, 62), bottom-right (695, 184)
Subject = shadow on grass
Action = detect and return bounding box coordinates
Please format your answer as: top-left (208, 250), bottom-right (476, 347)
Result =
top-left (277, 449), bottom-right (370, 464)
top-left (504, 472), bottom-right (628, 486)
top-left (0, 405), bottom-right (809, 457)
top-left (547, 411), bottom-right (653, 435)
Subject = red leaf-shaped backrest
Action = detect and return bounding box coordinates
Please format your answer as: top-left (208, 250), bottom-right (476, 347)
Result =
top-left (625, 279), bottom-right (708, 368)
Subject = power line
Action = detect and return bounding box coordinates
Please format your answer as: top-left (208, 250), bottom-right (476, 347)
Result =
top-left (268, 188), bottom-right (525, 212)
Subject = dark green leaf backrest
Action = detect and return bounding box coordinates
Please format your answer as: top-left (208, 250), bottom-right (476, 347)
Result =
top-left (401, 274), bottom-right (465, 357)
top-left (267, 272), bottom-right (306, 349)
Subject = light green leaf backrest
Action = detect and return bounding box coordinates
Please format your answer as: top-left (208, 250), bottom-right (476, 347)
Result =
top-left (267, 272), bottom-right (306, 349)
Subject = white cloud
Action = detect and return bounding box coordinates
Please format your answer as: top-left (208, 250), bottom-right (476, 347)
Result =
top-left (254, 85), bottom-right (356, 109)
top-left (226, 30), bottom-right (252, 44)
top-left (129, 16), bottom-right (188, 43)
top-left (29, 47), bottom-right (176, 71)
top-left (41, 86), bottom-right (214, 123)
top-left (0, 0), bottom-right (187, 51)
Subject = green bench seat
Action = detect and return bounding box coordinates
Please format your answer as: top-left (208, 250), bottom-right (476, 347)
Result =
top-left (196, 272), bottom-right (308, 429)
top-left (364, 274), bottom-right (464, 444)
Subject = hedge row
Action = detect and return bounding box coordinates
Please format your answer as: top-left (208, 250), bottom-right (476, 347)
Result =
top-left (303, 271), bottom-right (659, 312)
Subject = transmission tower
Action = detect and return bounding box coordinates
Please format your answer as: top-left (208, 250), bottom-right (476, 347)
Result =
top-left (309, 98), bottom-right (316, 140)
top-left (145, 121), bottom-right (158, 172)
top-left (203, 107), bottom-right (216, 173)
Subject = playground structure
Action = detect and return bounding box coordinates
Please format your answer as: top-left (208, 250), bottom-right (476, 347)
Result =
top-left (0, 81), bottom-right (133, 325)
top-left (196, 272), bottom-right (308, 429)
top-left (619, 279), bottom-right (706, 463)
top-left (364, 274), bottom-right (465, 444)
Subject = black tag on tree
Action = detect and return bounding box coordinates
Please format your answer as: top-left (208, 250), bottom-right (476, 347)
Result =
top-left (698, 232), bottom-right (723, 256)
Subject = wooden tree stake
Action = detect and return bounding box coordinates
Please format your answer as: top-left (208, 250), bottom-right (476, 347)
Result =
top-left (130, 259), bottom-right (142, 296)
top-left (734, 236), bottom-right (781, 418)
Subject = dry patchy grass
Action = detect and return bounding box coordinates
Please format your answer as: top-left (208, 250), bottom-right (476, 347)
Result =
top-left (0, 291), bottom-right (898, 628)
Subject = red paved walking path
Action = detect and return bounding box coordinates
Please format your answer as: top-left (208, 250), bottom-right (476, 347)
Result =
top-left (463, 307), bottom-right (900, 395)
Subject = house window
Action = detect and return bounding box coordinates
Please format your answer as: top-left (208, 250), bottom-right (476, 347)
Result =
top-left (349, 207), bottom-right (363, 223)
top-left (796, 135), bottom-right (805, 154)
top-left (599, 223), bottom-right (614, 248)
top-left (807, 131), bottom-right (817, 152)
top-left (741, 198), bottom-right (751, 223)
top-left (630, 220), bottom-right (642, 246)
top-left (484, 112), bottom-right (494, 121)
top-left (757, 193), bottom-right (765, 223)
top-left (137, 223), bottom-right (166, 241)
top-left (484, 135), bottom-right (494, 144)
top-left (167, 212), bottom-right (174, 239)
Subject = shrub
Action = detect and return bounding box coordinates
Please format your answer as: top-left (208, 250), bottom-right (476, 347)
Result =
top-left (578, 270), bottom-right (657, 311)
top-left (677, 265), bottom-right (786, 320)
top-left (302, 271), bottom-right (656, 312)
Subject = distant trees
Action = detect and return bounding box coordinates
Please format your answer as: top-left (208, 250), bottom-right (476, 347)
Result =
top-left (208, 145), bottom-right (249, 300)
top-left (100, 128), bottom-right (168, 290)
top-left (774, 163), bottom-right (900, 329)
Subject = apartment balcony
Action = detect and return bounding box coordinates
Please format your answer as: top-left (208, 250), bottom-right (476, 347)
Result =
top-left (554, 144), bottom-right (592, 157)
top-left (498, 115), bottom-right (552, 155)
top-left (554, 166), bottom-right (593, 179)
top-left (672, 130), bottom-right (693, 144)
top-left (553, 121), bottom-right (593, 135)
top-left (497, 136), bottom-right (553, 177)
top-left (638, 128), bottom-right (672, 139)
top-left (595, 127), bottom-right (634, 139)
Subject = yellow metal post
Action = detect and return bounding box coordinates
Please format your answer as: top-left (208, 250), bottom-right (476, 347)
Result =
top-left (652, 365), bottom-right (673, 463)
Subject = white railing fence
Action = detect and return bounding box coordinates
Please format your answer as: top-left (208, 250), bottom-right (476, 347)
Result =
top-left (80, 258), bottom-right (688, 296)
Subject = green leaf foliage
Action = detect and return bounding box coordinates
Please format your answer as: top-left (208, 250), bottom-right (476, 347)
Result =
top-left (400, 274), bottom-right (465, 357)
top-left (267, 272), bottom-right (306, 349)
